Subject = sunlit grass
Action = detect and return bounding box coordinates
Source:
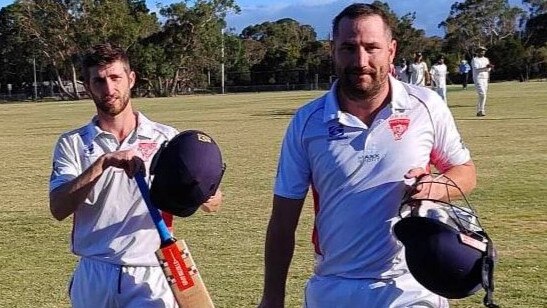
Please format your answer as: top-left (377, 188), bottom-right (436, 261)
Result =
top-left (0, 81), bottom-right (545, 307)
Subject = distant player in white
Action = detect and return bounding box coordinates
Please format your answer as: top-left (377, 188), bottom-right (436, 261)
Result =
top-left (408, 52), bottom-right (429, 86)
top-left (395, 58), bottom-right (409, 83)
top-left (472, 46), bottom-right (493, 116)
top-left (258, 3), bottom-right (477, 308)
top-left (430, 55), bottom-right (448, 103)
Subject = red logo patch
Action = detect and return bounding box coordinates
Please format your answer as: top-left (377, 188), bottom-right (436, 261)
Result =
top-left (388, 117), bottom-right (410, 140)
top-left (137, 142), bottom-right (158, 161)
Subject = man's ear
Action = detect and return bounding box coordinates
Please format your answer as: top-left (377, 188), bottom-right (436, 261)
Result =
top-left (129, 71), bottom-right (136, 89)
top-left (389, 39), bottom-right (397, 64)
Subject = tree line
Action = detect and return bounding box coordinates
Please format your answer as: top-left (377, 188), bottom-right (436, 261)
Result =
top-left (0, 0), bottom-right (545, 100)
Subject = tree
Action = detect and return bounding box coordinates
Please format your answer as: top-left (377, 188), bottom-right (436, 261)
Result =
top-left (14, 0), bottom-right (160, 100)
top-left (130, 0), bottom-right (239, 96)
top-left (15, 0), bottom-right (82, 99)
top-left (240, 18), bottom-right (317, 85)
top-left (368, 2), bottom-right (432, 62)
top-left (0, 4), bottom-right (36, 94)
top-left (439, 0), bottom-right (523, 59)
top-left (221, 31), bottom-right (267, 86)
top-left (519, 0), bottom-right (547, 80)
top-left (523, 0), bottom-right (547, 16)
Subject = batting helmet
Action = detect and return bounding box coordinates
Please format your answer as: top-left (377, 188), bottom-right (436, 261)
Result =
top-left (150, 130), bottom-right (225, 217)
top-left (393, 175), bottom-right (498, 307)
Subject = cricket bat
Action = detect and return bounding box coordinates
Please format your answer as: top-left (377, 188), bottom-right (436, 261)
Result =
top-left (135, 173), bottom-right (215, 308)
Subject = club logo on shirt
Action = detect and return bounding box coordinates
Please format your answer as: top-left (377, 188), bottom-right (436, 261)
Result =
top-left (327, 124), bottom-right (347, 140)
top-left (137, 142), bottom-right (158, 161)
top-left (388, 116), bottom-right (410, 140)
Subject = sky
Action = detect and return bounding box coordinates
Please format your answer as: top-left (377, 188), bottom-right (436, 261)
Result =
top-left (0, 0), bottom-right (525, 39)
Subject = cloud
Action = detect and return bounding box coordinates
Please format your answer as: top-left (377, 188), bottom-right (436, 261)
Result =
top-left (226, 0), bottom-right (523, 39)
top-left (227, 0), bottom-right (353, 39)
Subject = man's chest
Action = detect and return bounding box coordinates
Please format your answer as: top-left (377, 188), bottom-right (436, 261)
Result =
top-left (303, 111), bottom-right (434, 189)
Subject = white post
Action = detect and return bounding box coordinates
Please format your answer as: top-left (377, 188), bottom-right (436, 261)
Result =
top-left (221, 28), bottom-right (225, 94)
top-left (33, 57), bottom-right (38, 100)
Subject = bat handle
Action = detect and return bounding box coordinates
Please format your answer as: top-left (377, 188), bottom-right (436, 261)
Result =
top-left (135, 172), bottom-right (172, 243)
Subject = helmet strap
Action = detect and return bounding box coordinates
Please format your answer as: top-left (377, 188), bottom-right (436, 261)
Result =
top-left (481, 235), bottom-right (499, 308)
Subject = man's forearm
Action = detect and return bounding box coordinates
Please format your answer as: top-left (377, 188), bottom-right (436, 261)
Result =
top-left (49, 155), bottom-right (107, 221)
top-left (442, 160), bottom-right (477, 199)
top-left (261, 221), bottom-right (296, 307)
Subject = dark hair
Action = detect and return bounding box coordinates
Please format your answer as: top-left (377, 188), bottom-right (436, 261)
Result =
top-left (81, 43), bottom-right (131, 82)
top-left (332, 3), bottom-right (394, 39)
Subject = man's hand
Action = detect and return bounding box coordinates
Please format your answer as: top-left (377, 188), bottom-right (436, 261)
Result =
top-left (404, 168), bottom-right (447, 201)
top-left (200, 189), bottom-right (222, 213)
top-left (102, 149), bottom-right (145, 178)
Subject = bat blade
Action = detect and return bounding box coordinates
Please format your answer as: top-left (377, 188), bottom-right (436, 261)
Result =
top-left (135, 173), bottom-right (214, 308)
top-left (157, 239), bottom-right (214, 308)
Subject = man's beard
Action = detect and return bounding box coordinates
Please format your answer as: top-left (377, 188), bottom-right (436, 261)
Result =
top-left (93, 91), bottom-right (130, 117)
top-left (337, 66), bottom-right (387, 101)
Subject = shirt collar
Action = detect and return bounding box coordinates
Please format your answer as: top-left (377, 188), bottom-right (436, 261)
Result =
top-left (135, 112), bottom-right (157, 139)
top-left (323, 75), bottom-right (412, 123)
top-left (83, 111), bottom-right (156, 142)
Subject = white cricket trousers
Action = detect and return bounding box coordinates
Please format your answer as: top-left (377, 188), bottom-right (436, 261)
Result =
top-left (304, 272), bottom-right (449, 308)
top-left (434, 87), bottom-right (447, 104)
top-left (475, 78), bottom-right (489, 113)
top-left (69, 257), bottom-right (178, 308)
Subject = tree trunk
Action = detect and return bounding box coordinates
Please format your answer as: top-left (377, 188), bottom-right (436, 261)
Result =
top-left (71, 63), bottom-right (80, 100)
top-left (170, 69), bottom-right (180, 96)
top-left (54, 67), bottom-right (78, 100)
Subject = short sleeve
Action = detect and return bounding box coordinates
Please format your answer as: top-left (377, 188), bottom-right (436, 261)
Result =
top-left (273, 115), bottom-right (311, 199)
top-left (430, 104), bottom-right (471, 172)
top-left (49, 136), bottom-right (80, 192)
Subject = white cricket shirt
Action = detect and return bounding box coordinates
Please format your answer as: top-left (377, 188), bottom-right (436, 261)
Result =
top-left (274, 77), bottom-right (471, 279)
top-left (409, 62), bottom-right (428, 86)
top-left (430, 64), bottom-right (447, 88)
top-left (472, 57), bottom-right (491, 80)
top-left (50, 112), bottom-right (178, 266)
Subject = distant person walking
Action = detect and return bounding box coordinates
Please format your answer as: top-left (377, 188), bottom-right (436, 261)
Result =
top-left (471, 46), bottom-right (494, 117)
top-left (430, 55), bottom-right (448, 103)
top-left (459, 60), bottom-right (471, 90)
top-left (408, 52), bottom-right (429, 86)
top-left (394, 58), bottom-right (409, 83)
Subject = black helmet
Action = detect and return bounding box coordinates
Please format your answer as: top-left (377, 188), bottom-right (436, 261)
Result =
top-left (150, 130), bottom-right (225, 217)
top-left (393, 175), bottom-right (498, 307)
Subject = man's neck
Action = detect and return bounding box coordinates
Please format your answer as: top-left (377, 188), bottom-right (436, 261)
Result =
top-left (97, 108), bottom-right (138, 142)
top-left (338, 84), bottom-right (390, 127)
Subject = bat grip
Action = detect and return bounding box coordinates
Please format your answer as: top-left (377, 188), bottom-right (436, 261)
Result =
top-left (135, 172), bottom-right (173, 243)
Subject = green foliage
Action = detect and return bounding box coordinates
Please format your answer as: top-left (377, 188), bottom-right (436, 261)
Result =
top-left (241, 19), bottom-right (316, 65)
top-left (523, 0), bottom-right (547, 16)
top-left (0, 4), bottom-right (36, 87)
top-left (74, 0), bottom-right (160, 47)
top-left (0, 0), bottom-right (545, 98)
top-left (440, 0), bottom-right (523, 55)
top-left (6, 0), bottom-right (160, 99)
top-left (525, 13), bottom-right (547, 47)
top-left (129, 0), bottom-right (239, 96)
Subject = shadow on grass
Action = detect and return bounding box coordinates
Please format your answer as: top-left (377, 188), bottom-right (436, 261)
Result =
top-left (251, 108), bottom-right (296, 117)
top-left (447, 104), bottom-right (470, 109)
top-left (462, 116), bottom-right (546, 121)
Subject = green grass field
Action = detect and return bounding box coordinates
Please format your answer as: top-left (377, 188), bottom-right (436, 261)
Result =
top-left (0, 81), bottom-right (545, 308)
